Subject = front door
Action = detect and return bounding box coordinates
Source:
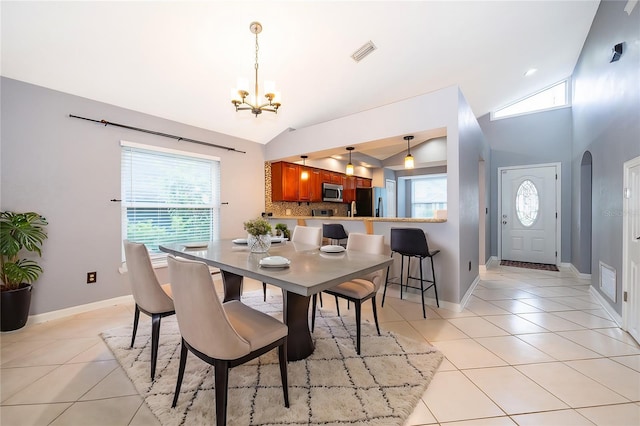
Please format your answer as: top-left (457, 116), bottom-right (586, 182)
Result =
top-left (623, 157), bottom-right (640, 343)
top-left (500, 165), bottom-right (558, 264)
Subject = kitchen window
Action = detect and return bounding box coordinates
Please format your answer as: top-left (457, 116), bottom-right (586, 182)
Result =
top-left (121, 141), bottom-right (220, 261)
top-left (411, 174), bottom-right (447, 218)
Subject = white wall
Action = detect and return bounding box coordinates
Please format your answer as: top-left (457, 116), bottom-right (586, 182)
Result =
top-left (265, 87), bottom-right (459, 161)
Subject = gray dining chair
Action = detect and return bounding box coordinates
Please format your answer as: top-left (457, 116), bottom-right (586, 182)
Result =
top-left (168, 256), bottom-right (289, 426)
top-left (262, 225), bottom-right (323, 301)
top-left (123, 240), bottom-right (175, 380)
top-left (311, 233), bottom-right (385, 354)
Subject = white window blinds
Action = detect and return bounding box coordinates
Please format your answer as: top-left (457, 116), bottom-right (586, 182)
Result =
top-left (121, 142), bottom-right (220, 257)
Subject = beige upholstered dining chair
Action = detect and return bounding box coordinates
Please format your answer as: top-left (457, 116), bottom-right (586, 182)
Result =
top-left (262, 225), bottom-right (322, 301)
top-left (168, 256), bottom-right (289, 426)
top-left (311, 233), bottom-right (385, 354)
top-left (123, 240), bottom-right (175, 380)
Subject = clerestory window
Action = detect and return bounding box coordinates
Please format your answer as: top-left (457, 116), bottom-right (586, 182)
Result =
top-left (491, 79), bottom-right (570, 120)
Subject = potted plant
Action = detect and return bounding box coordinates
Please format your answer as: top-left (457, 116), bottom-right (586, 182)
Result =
top-left (274, 223), bottom-right (290, 240)
top-left (1, 211), bottom-right (48, 331)
top-left (243, 217), bottom-right (272, 253)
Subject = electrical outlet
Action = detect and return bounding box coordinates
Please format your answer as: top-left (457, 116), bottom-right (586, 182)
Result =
top-left (87, 272), bottom-right (97, 284)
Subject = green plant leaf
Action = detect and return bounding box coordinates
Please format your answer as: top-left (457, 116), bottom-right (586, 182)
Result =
top-left (1, 211), bottom-right (48, 288)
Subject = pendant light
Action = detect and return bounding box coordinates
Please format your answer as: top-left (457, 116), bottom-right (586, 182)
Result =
top-left (300, 155), bottom-right (309, 180)
top-left (345, 147), bottom-right (355, 176)
top-left (404, 136), bottom-right (415, 169)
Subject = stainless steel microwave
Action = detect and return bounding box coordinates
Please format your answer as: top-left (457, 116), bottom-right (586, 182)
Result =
top-left (322, 183), bottom-right (343, 203)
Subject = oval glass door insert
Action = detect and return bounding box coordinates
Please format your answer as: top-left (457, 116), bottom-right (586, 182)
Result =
top-left (515, 179), bottom-right (539, 227)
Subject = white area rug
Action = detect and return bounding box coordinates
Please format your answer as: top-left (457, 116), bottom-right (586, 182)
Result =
top-left (101, 291), bottom-right (443, 425)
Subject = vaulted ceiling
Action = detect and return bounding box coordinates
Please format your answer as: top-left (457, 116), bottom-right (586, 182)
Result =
top-left (1, 1), bottom-right (599, 154)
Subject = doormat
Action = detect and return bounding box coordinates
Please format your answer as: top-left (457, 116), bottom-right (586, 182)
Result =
top-left (501, 260), bottom-right (559, 271)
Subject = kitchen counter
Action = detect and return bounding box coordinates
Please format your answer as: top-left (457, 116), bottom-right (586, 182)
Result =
top-left (268, 215), bottom-right (445, 235)
top-left (266, 215), bottom-right (463, 310)
top-left (269, 216), bottom-right (446, 223)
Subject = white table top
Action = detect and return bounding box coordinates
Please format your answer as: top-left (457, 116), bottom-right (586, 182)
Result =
top-left (159, 239), bottom-right (393, 297)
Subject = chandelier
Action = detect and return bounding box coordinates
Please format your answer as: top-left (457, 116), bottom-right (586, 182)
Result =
top-left (404, 136), bottom-right (414, 169)
top-left (231, 22), bottom-right (281, 117)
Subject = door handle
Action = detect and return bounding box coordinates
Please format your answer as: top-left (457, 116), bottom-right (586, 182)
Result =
top-left (503, 221), bottom-right (507, 225)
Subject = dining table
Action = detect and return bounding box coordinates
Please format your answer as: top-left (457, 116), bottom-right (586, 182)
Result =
top-left (159, 239), bottom-right (393, 360)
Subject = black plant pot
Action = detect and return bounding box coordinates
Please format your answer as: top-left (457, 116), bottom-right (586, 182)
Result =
top-left (1, 284), bottom-right (32, 332)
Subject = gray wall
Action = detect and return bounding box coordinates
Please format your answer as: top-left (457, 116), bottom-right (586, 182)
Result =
top-left (1, 77), bottom-right (265, 315)
top-left (457, 90), bottom-right (491, 298)
top-left (571, 0), bottom-right (640, 313)
top-left (478, 106), bottom-right (573, 263)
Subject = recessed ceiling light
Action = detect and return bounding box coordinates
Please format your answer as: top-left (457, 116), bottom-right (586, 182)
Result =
top-left (524, 68), bottom-right (537, 77)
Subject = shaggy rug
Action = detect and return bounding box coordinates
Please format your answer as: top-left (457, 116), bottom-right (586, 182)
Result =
top-left (500, 260), bottom-right (559, 272)
top-left (101, 291), bottom-right (443, 426)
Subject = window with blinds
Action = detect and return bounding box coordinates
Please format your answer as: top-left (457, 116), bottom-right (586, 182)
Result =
top-left (121, 142), bottom-right (220, 259)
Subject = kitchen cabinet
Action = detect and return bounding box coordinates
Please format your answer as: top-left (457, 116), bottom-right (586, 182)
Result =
top-left (272, 162), bottom-right (323, 202)
top-left (298, 167), bottom-right (322, 202)
top-left (272, 161), bottom-right (370, 203)
top-left (343, 176), bottom-right (356, 204)
top-left (271, 162), bottom-right (299, 201)
top-left (357, 177), bottom-right (372, 188)
top-left (309, 169), bottom-right (322, 201)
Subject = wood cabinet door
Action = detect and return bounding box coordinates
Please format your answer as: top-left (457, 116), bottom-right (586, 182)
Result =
top-left (331, 173), bottom-right (342, 184)
top-left (299, 167), bottom-right (311, 201)
top-left (284, 164), bottom-right (300, 201)
top-left (309, 169), bottom-right (322, 202)
top-left (344, 176), bottom-right (356, 204)
top-left (321, 170), bottom-right (332, 183)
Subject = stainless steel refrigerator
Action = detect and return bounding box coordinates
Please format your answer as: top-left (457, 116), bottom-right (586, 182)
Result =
top-left (355, 187), bottom-right (387, 217)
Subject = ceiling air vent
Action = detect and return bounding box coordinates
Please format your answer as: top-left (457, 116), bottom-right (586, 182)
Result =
top-left (351, 41), bottom-right (377, 63)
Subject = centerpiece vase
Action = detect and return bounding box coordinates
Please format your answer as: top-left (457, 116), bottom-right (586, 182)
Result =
top-left (248, 234), bottom-right (271, 253)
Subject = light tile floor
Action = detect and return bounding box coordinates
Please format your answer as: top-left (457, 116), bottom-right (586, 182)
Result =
top-left (1, 265), bottom-right (639, 425)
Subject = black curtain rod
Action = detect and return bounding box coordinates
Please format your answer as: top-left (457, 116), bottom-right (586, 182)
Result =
top-left (69, 114), bottom-right (246, 154)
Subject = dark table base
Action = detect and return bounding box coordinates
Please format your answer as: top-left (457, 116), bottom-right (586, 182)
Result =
top-left (221, 270), bottom-right (314, 361)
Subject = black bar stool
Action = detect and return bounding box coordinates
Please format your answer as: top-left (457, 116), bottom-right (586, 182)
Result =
top-left (382, 227), bottom-right (440, 318)
top-left (321, 223), bottom-right (349, 312)
top-left (322, 223), bottom-right (348, 247)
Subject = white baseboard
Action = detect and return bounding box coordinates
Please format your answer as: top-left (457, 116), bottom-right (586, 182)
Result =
top-left (589, 286), bottom-right (622, 327)
top-left (459, 274), bottom-right (481, 311)
top-left (485, 256), bottom-right (499, 269)
top-left (568, 263), bottom-right (592, 280)
top-left (26, 295), bottom-right (135, 326)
